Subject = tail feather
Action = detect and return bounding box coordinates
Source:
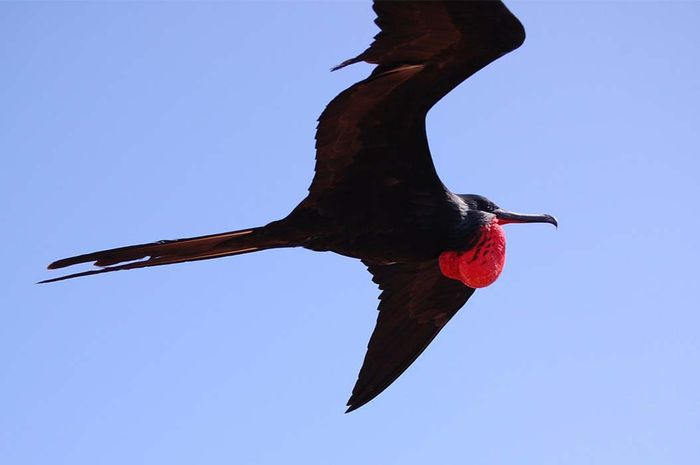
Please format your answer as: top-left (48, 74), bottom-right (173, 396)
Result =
top-left (41, 226), bottom-right (280, 284)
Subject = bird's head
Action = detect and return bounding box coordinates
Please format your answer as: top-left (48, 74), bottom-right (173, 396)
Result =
top-left (439, 194), bottom-right (557, 288)
top-left (457, 194), bottom-right (558, 228)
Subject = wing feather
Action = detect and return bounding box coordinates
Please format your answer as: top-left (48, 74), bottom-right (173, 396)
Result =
top-left (346, 260), bottom-right (475, 412)
top-left (304, 0), bottom-right (525, 216)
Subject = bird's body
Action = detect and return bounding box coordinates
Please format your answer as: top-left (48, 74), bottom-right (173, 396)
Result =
top-left (280, 190), bottom-right (469, 263)
top-left (44, 0), bottom-right (556, 412)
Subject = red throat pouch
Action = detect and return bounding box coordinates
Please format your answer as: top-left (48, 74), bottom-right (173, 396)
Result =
top-left (439, 220), bottom-right (506, 288)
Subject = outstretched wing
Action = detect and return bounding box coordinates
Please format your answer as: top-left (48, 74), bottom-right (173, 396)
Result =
top-left (347, 260), bottom-right (475, 412)
top-left (304, 0), bottom-right (524, 215)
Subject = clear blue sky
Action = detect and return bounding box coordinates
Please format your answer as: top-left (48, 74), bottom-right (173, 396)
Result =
top-left (2, 1), bottom-right (699, 464)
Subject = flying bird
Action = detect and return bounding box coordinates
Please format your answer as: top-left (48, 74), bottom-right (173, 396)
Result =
top-left (43, 0), bottom-right (557, 412)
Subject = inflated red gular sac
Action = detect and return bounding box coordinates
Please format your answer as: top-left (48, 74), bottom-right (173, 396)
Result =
top-left (439, 219), bottom-right (506, 288)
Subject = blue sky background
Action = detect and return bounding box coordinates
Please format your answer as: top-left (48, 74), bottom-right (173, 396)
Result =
top-left (2, 1), bottom-right (699, 464)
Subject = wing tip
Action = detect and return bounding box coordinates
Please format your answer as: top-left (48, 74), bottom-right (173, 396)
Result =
top-left (345, 387), bottom-right (382, 413)
top-left (330, 56), bottom-right (361, 72)
top-left (344, 397), bottom-right (368, 414)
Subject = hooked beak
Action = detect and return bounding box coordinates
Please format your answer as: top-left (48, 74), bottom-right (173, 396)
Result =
top-left (494, 209), bottom-right (558, 228)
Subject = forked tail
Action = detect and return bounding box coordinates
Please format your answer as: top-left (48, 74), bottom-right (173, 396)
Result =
top-left (40, 226), bottom-right (287, 283)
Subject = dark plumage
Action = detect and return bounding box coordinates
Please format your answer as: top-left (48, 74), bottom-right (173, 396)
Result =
top-left (43, 1), bottom-right (557, 412)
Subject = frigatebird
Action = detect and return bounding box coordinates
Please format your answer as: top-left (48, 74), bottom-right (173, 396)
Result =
top-left (43, 0), bottom-right (557, 412)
